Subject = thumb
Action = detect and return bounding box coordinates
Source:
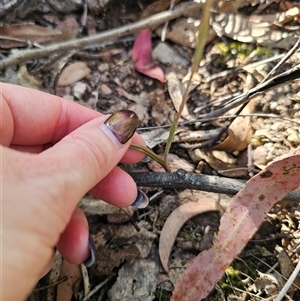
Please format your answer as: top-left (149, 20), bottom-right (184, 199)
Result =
top-left (30, 110), bottom-right (139, 216)
top-left (2, 110), bottom-right (140, 301)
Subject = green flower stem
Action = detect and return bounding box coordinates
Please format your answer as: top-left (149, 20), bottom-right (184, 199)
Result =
top-left (163, 0), bottom-right (213, 164)
top-left (130, 143), bottom-right (170, 172)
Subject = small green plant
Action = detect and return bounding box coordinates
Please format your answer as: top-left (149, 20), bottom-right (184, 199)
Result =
top-left (219, 266), bottom-right (243, 295)
top-left (214, 41), bottom-right (271, 64)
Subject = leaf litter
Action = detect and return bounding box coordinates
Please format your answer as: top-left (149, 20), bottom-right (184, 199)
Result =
top-left (1, 0), bottom-right (300, 300)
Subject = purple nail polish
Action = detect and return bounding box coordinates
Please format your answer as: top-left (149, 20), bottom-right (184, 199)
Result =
top-left (104, 110), bottom-right (140, 144)
top-left (131, 188), bottom-right (149, 209)
top-left (83, 234), bottom-right (96, 267)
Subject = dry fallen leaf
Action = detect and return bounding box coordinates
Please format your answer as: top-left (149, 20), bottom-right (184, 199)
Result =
top-left (0, 23), bottom-right (62, 48)
top-left (18, 65), bottom-right (43, 90)
top-left (251, 270), bottom-right (284, 296)
top-left (139, 127), bottom-right (170, 148)
top-left (57, 260), bottom-right (81, 301)
top-left (141, 0), bottom-right (181, 19)
top-left (166, 71), bottom-right (191, 120)
top-left (212, 98), bottom-right (255, 152)
top-left (192, 148), bottom-right (247, 178)
top-left (159, 199), bottom-right (224, 272)
top-left (171, 153), bottom-right (300, 301)
top-left (148, 153), bottom-right (194, 173)
top-left (55, 17), bottom-right (80, 41)
top-left (57, 61), bottom-right (91, 86)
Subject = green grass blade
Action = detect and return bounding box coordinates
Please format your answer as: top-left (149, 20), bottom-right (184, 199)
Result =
top-left (163, 0), bottom-right (213, 164)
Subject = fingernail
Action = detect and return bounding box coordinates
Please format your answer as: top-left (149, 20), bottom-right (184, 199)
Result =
top-left (99, 110), bottom-right (140, 147)
top-left (83, 234), bottom-right (96, 267)
top-left (131, 188), bottom-right (149, 209)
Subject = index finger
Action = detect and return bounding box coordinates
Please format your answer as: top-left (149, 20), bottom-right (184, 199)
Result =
top-left (1, 83), bottom-right (102, 145)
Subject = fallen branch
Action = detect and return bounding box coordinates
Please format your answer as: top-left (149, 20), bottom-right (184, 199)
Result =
top-left (0, 1), bottom-right (203, 70)
top-left (197, 63), bottom-right (300, 120)
top-left (130, 169), bottom-right (300, 202)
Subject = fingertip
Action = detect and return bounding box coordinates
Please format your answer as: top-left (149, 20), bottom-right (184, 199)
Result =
top-left (0, 91), bottom-right (14, 146)
top-left (132, 132), bottom-right (146, 146)
top-left (57, 207), bottom-right (90, 265)
top-left (90, 166), bottom-right (138, 207)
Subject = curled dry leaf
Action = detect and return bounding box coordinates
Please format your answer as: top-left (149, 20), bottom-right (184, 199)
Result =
top-left (171, 153), bottom-right (300, 301)
top-left (159, 199), bottom-right (224, 272)
top-left (57, 62), bottom-right (91, 86)
top-left (212, 99), bottom-right (255, 152)
top-left (251, 270), bottom-right (284, 296)
top-left (18, 65), bottom-right (43, 90)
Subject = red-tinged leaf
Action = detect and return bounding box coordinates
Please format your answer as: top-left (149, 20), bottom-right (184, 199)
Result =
top-left (135, 60), bottom-right (165, 83)
top-left (171, 154), bottom-right (300, 301)
top-left (159, 199), bottom-right (224, 272)
top-left (132, 28), bottom-right (152, 62)
top-left (131, 28), bottom-right (165, 83)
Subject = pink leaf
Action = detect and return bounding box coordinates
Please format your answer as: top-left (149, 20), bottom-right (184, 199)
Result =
top-left (131, 28), bottom-right (165, 83)
top-left (134, 60), bottom-right (165, 83)
top-left (159, 199), bottom-right (224, 272)
top-left (132, 28), bottom-right (152, 62)
top-left (171, 154), bottom-right (300, 301)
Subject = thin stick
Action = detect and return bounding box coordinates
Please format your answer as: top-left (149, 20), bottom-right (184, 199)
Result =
top-left (262, 38), bottom-right (300, 83)
top-left (275, 260), bottom-right (300, 301)
top-left (161, 0), bottom-right (176, 41)
top-left (197, 63), bottom-right (300, 120)
top-left (81, 276), bottom-right (112, 301)
top-left (0, 1), bottom-right (203, 70)
top-left (137, 113), bottom-right (300, 131)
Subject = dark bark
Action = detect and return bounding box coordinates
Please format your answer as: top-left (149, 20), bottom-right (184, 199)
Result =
top-left (130, 169), bottom-right (300, 202)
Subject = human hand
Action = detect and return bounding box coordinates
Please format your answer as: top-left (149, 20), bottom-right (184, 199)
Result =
top-left (0, 83), bottom-right (146, 301)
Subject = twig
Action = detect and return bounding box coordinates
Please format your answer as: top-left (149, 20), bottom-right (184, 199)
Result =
top-left (197, 64), bottom-right (300, 120)
top-left (137, 113), bottom-right (300, 131)
top-left (81, 276), bottom-right (112, 301)
top-left (33, 276), bottom-right (68, 292)
top-left (194, 43), bottom-right (298, 149)
top-left (160, 0), bottom-right (176, 41)
top-left (194, 92), bottom-right (241, 113)
top-left (0, 1), bottom-right (203, 70)
top-left (262, 38), bottom-right (300, 83)
top-left (130, 170), bottom-right (300, 202)
top-left (275, 260), bottom-right (300, 301)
